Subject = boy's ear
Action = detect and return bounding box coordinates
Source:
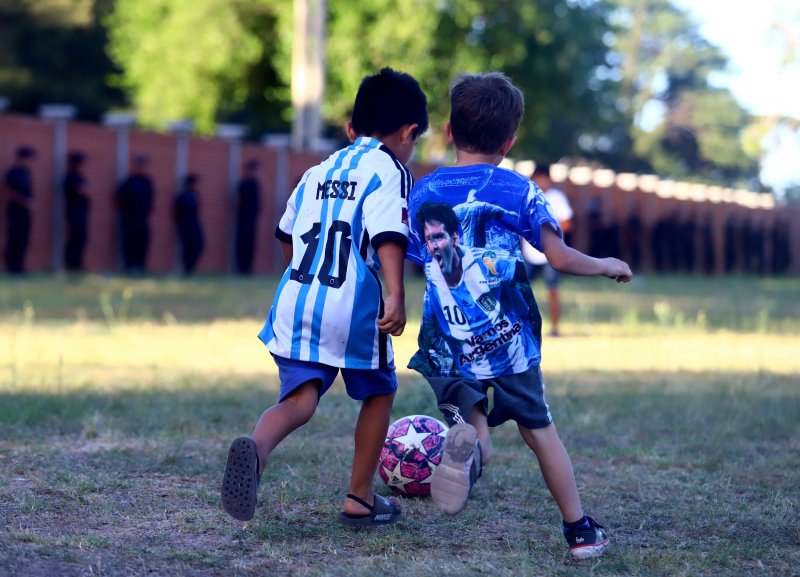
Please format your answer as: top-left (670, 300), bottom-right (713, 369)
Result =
top-left (344, 120), bottom-right (358, 143)
top-left (444, 121), bottom-right (454, 144)
top-left (498, 134), bottom-right (517, 158)
top-left (400, 123), bottom-right (419, 144)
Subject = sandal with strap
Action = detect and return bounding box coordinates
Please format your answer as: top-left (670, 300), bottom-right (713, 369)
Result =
top-left (221, 437), bottom-right (261, 521)
top-left (337, 493), bottom-right (402, 527)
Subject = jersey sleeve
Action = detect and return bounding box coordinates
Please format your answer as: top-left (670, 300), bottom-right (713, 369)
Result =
top-left (519, 181), bottom-right (561, 252)
top-left (275, 169), bottom-right (313, 242)
top-left (362, 164), bottom-right (409, 251)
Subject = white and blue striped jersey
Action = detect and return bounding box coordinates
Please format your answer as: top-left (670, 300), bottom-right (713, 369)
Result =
top-left (406, 164), bottom-right (560, 379)
top-left (259, 137), bottom-right (412, 369)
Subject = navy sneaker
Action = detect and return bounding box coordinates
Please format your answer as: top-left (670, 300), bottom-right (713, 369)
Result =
top-left (563, 516), bottom-right (609, 559)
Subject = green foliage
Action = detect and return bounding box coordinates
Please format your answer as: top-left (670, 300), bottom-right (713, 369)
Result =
top-left (101, 0), bottom-right (619, 156)
top-left (0, 0), bottom-right (778, 186)
top-left (326, 0), bottom-right (617, 162)
top-left (105, 0), bottom-right (269, 133)
top-left (0, 0), bottom-right (123, 119)
top-left (606, 0), bottom-right (758, 183)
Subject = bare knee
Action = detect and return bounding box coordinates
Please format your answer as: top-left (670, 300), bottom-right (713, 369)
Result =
top-left (518, 422), bottom-right (559, 454)
top-left (280, 382), bottom-right (319, 425)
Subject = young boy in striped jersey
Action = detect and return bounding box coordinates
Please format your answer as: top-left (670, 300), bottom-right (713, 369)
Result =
top-left (221, 68), bottom-right (428, 527)
top-left (405, 72), bottom-right (632, 558)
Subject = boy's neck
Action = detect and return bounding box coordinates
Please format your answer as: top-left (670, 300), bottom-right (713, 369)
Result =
top-left (452, 149), bottom-right (505, 168)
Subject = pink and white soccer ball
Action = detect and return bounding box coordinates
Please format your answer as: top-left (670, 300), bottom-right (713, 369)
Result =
top-left (378, 414), bottom-right (448, 497)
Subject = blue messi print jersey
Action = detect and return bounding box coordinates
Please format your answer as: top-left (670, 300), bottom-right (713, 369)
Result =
top-left (259, 137), bottom-right (411, 369)
top-left (406, 164), bottom-right (560, 379)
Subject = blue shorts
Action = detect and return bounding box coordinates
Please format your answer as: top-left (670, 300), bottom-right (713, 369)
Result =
top-left (425, 365), bottom-right (553, 430)
top-left (272, 354), bottom-right (398, 402)
top-left (526, 262), bottom-right (560, 289)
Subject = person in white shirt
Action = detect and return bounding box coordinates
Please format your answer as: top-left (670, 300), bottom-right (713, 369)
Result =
top-left (221, 68), bottom-right (428, 528)
top-left (521, 164), bottom-right (573, 336)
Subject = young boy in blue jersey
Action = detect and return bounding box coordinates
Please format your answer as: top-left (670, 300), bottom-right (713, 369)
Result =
top-left (221, 68), bottom-right (428, 527)
top-left (405, 72), bottom-right (632, 559)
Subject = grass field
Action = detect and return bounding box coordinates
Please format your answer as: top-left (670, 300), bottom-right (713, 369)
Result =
top-left (1, 273), bottom-right (798, 577)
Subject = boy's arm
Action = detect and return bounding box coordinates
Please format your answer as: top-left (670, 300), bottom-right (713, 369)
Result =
top-left (375, 240), bottom-right (406, 336)
top-left (280, 239), bottom-right (293, 266)
top-left (541, 225), bottom-right (632, 283)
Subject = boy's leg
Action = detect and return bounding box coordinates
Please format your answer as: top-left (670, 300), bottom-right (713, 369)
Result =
top-left (518, 423), bottom-right (609, 559)
top-left (468, 404), bottom-right (492, 466)
top-left (221, 380), bottom-right (319, 521)
top-left (518, 423), bottom-right (582, 521)
top-left (251, 381), bottom-right (320, 473)
top-left (543, 264), bottom-right (561, 336)
top-left (342, 392), bottom-right (395, 516)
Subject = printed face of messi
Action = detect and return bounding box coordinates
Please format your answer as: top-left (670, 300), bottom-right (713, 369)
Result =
top-left (424, 219), bottom-right (459, 275)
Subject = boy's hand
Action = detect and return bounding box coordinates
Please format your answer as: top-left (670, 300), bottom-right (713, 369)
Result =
top-left (602, 257), bottom-right (633, 283)
top-left (378, 294), bottom-right (406, 336)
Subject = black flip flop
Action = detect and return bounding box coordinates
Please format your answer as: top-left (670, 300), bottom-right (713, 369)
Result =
top-left (221, 437), bottom-right (261, 521)
top-left (337, 493), bottom-right (402, 527)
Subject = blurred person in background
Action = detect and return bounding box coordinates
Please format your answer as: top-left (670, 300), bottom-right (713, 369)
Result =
top-left (522, 164), bottom-right (573, 337)
top-left (63, 151), bottom-right (90, 273)
top-left (117, 154), bottom-right (155, 275)
top-left (174, 173), bottom-right (205, 275)
top-left (4, 145), bottom-right (36, 274)
top-left (235, 158), bottom-right (261, 275)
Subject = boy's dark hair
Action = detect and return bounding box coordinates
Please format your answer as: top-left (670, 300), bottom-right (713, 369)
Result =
top-left (351, 67), bottom-right (429, 139)
top-left (449, 72), bottom-right (524, 155)
top-left (415, 201), bottom-right (460, 238)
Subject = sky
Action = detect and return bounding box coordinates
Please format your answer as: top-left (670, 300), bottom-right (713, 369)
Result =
top-left (674, 0), bottom-right (800, 192)
top-left (675, 0), bottom-right (799, 119)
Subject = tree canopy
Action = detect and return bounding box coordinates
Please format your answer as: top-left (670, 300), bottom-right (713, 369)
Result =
top-left (0, 0), bottom-right (776, 189)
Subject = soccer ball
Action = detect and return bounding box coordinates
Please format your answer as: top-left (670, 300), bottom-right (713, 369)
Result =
top-left (378, 414), bottom-right (448, 497)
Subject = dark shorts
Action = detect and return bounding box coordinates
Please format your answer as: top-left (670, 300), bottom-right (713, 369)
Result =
top-left (526, 262), bottom-right (560, 289)
top-left (425, 366), bottom-right (553, 430)
top-left (272, 354), bottom-right (398, 401)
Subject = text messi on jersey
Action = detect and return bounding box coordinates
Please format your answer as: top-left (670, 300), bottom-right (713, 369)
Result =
top-left (316, 179), bottom-right (358, 200)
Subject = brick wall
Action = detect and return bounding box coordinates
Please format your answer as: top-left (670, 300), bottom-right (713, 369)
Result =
top-left (1, 113), bottom-right (798, 276)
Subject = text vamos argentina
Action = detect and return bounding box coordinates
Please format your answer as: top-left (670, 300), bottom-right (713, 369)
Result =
top-left (459, 319), bottom-right (523, 364)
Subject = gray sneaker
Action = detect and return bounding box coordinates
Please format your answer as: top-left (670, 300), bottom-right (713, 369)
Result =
top-left (430, 423), bottom-right (480, 515)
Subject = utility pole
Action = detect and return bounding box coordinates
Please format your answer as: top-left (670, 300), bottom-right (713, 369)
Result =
top-left (291, 0), bottom-right (326, 151)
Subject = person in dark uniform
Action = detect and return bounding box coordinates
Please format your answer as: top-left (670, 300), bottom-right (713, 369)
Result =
top-left (117, 154), bottom-right (155, 275)
top-left (235, 158), bottom-right (261, 275)
top-left (4, 146), bottom-right (36, 274)
top-left (174, 173), bottom-right (204, 275)
top-left (63, 152), bottom-right (90, 272)
top-left (699, 214), bottom-right (716, 275)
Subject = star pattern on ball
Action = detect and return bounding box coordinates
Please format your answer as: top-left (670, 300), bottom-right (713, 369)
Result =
top-left (381, 460), bottom-right (417, 493)
top-left (393, 426), bottom-right (434, 456)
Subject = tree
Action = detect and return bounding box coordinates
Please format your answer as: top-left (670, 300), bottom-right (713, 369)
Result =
top-left (604, 0), bottom-right (760, 184)
top-left (325, 0), bottom-right (618, 162)
top-left (105, 0), bottom-right (271, 134)
top-left (0, 0), bottom-right (123, 120)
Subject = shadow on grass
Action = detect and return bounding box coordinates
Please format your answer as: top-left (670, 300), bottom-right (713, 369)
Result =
top-left (1, 370), bottom-right (798, 576)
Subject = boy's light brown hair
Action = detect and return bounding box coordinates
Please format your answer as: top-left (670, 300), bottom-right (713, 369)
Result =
top-left (449, 72), bottom-right (524, 155)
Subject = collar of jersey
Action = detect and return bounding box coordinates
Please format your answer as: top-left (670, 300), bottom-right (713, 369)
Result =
top-left (352, 136), bottom-right (382, 150)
